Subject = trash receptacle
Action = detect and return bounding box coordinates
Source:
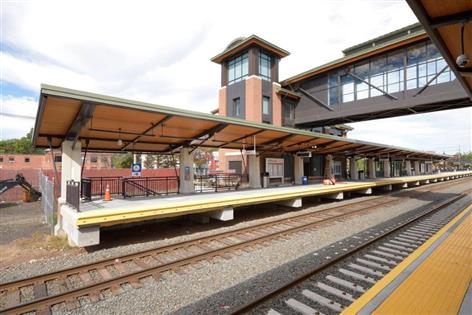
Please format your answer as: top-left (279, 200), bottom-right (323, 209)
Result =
top-left (262, 172), bottom-right (270, 188)
top-left (302, 176), bottom-right (308, 185)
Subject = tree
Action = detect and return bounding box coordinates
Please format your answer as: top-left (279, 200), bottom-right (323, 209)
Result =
top-left (0, 128), bottom-right (43, 154)
top-left (112, 153), bottom-right (133, 169)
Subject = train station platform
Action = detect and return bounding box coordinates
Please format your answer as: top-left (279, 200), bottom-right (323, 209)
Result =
top-left (60, 171), bottom-right (471, 246)
top-left (343, 201), bottom-right (472, 314)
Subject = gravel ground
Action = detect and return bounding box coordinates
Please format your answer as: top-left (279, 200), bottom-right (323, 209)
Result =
top-left (0, 201), bottom-right (49, 244)
top-left (54, 180), bottom-right (472, 315)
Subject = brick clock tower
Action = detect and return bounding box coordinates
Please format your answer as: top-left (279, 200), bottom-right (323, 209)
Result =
top-left (211, 35), bottom-right (290, 173)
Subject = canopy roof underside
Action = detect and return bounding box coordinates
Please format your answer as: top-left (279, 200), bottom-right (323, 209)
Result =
top-left (33, 85), bottom-right (448, 161)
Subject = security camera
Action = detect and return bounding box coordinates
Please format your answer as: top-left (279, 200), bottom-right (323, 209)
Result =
top-left (456, 54), bottom-right (469, 68)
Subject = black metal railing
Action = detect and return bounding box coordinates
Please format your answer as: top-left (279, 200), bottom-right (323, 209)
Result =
top-left (122, 176), bottom-right (179, 198)
top-left (66, 180), bottom-right (80, 210)
top-left (81, 176), bottom-right (122, 199)
top-left (195, 174), bottom-right (243, 193)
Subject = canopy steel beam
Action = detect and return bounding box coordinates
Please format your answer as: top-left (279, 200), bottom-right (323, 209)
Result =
top-left (189, 123), bottom-right (228, 153)
top-left (218, 130), bottom-right (265, 148)
top-left (170, 123), bottom-right (228, 152)
top-left (121, 115), bottom-right (172, 151)
top-left (429, 10), bottom-right (472, 29)
top-left (65, 102), bottom-right (96, 149)
top-left (261, 133), bottom-right (296, 146)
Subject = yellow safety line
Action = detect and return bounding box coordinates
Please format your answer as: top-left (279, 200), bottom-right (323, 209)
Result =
top-left (341, 202), bottom-right (472, 315)
top-left (76, 171), bottom-right (471, 227)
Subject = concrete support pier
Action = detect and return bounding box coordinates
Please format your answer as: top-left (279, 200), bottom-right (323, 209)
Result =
top-left (405, 160), bottom-right (412, 176)
top-left (414, 161), bottom-right (420, 175)
top-left (367, 158), bottom-right (376, 179)
top-left (249, 155), bottom-right (261, 188)
top-left (383, 160), bottom-right (391, 178)
top-left (355, 188), bottom-right (372, 195)
top-left (208, 206), bottom-right (234, 221)
top-left (323, 192), bottom-right (344, 200)
top-left (294, 155), bottom-right (304, 185)
top-left (276, 197), bottom-right (302, 208)
top-left (179, 147), bottom-right (195, 193)
top-left (349, 157), bottom-right (358, 180)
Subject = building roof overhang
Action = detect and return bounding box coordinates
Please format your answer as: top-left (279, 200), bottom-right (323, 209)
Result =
top-left (406, 0), bottom-right (472, 99)
top-left (281, 28), bottom-right (428, 86)
top-left (32, 84), bottom-right (448, 161)
top-left (211, 35), bottom-right (290, 64)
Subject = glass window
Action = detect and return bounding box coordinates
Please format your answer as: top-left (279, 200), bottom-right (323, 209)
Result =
top-left (227, 52), bottom-right (249, 85)
top-left (259, 51), bottom-right (272, 81)
top-left (262, 96), bottom-right (270, 115)
top-left (25, 157), bottom-right (30, 163)
top-left (90, 155), bottom-right (98, 163)
top-left (54, 156), bottom-right (62, 162)
top-left (233, 98), bottom-right (241, 117)
top-left (328, 72), bottom-right (339, 106)
top-left (341, 75), bottom-right (354, 102)
top-left (355, 62), bottom-right (369, 100)
top-left (0, 156), bottom-right (3, 163)
top-left (8, 156), bottom-right (14, 162)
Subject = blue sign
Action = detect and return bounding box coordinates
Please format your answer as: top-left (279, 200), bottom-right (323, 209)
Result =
top-left (131, 163), bottom-right (142, 177)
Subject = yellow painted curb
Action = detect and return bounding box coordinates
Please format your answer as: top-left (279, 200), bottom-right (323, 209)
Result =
top-left (341, 202), bottom-right (472, 315)
top-left (76, 171), bottom-right (471, 227)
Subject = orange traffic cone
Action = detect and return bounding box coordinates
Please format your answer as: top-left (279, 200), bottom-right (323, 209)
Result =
top-left (104, 184), bottom-right (112, 201)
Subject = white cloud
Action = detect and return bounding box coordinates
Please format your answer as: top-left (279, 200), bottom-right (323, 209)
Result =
top-left (0, 96), bottom-right (37, 139)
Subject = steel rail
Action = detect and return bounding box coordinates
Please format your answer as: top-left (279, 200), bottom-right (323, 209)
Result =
top-left (1, 176), bottom-right (464, 293)
top-left (229, 192), bottom-right (470, 314)
top-left (0, 177), bottom-right (468, 314)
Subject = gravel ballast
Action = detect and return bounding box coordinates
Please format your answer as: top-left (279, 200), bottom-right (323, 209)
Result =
top-left (45, 180), bottom-right (472, 315)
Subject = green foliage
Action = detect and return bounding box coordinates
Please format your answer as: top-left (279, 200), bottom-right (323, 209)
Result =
top-left (0, 128), bottom-right (43, 154)
top-left (459, 151), bottom-right (472, 163)
top-left (112, 153), bottom-right (133, 169)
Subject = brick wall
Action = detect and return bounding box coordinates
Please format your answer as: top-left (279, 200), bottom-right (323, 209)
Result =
top-left (1, 168), bottom-right (179, 202)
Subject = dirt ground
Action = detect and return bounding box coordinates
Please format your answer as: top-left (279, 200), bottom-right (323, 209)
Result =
top-left (0, 201), bottom-right (82, 268)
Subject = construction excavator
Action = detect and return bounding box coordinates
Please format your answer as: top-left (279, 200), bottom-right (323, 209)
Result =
top-left (0, 174), bottom-right (42, 202)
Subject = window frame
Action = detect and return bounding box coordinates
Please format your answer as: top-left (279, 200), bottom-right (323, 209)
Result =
top-left (227, 52), bottom-right (249, 85)
top-left (258, 50), bottom-right (272, 81)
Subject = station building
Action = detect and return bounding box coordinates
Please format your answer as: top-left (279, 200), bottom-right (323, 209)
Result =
top-left (30, 18), bottom-right (472, 246)
top-left (211, 23), bottom-right (464, 183)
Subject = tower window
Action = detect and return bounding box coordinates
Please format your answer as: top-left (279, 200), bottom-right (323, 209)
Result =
top-left (227, 53), bottom-right (249, 85)
top-left (262, 96), bottom-right (270, 115)
top-left (259, 51), bottom-right (272, 81)
top-left (232, 97), bottom-right (241, 117)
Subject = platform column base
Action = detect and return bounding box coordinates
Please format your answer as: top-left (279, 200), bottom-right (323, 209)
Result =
top-left (276, 197), bottom-right (302, 208)
top-left (61, 205), bottom-right (100, 247)
top-left (354, 188), bottom-right (372, 195)
top-left (322, 192), bottom-right (344, 200)
top-left (394, 183), bottom-right (408, 189)
top-left (186, 214), bottom-right (210, 224)
top-left (207, 206), bottom-right (234, 221)
top-left (378, 184), bottom-right (392, 191)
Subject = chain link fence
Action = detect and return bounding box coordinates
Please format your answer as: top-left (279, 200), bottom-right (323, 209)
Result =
top-left (39, 171), bottom-right (56, 233)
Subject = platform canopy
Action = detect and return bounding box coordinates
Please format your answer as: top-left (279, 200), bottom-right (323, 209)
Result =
top-left (407, 0), bottom-right (472, 99)
top-left (33, 84), bottom-right (448, 160)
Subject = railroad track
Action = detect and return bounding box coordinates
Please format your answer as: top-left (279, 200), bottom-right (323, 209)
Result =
top-left (229, 191), bottom-right (471, 315)
top-left (0, 177), bottom-right (469, 314)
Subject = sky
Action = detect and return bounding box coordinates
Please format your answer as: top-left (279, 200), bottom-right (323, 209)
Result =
top-left (1, 0), bottom-right (470, 154)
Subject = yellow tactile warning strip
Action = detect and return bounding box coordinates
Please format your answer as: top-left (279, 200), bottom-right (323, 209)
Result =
top-left (342, 203), bottom-right (472, 315)
top-left (75, 171), bottom-right (472, 227)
